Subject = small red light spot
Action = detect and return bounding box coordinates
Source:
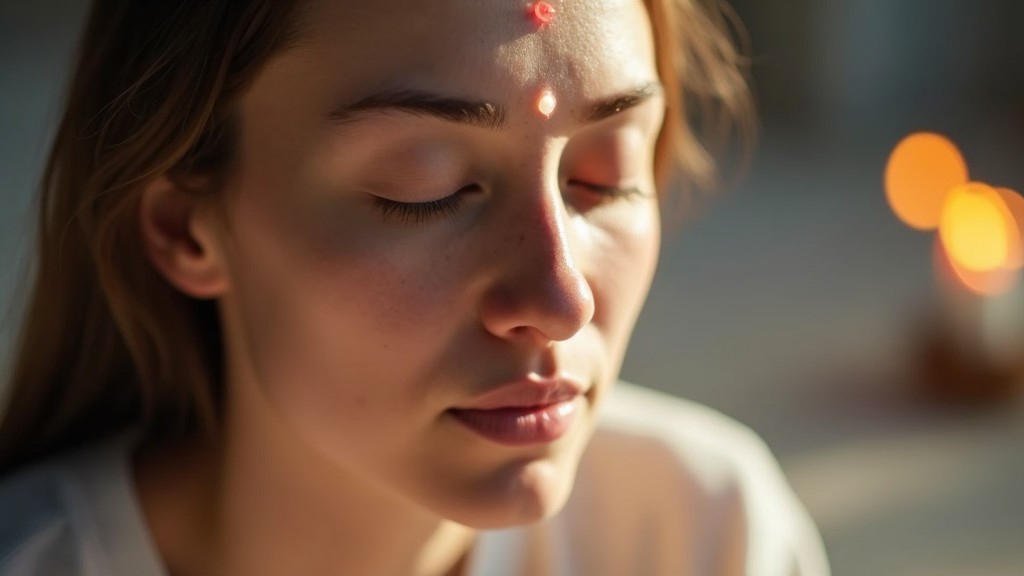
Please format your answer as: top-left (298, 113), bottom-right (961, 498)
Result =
top-left (531, 2), bottom-right (556, 25)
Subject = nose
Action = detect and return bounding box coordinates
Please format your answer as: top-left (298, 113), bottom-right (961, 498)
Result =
top-left (479, 180), bottom-right (596, 345)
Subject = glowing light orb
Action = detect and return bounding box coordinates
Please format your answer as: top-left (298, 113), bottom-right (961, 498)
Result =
top-left (938, 182), bottom-right (1015, 272)
top-left (536, 89), bottom-right (556, 118)
top-left (531, 1), bottom-right (556, 25)
top-left (885, 132), bottom-right (969, 230)
top-left (995, 187), bottom-right (1024, 270)
top-left (934, 235), bottom-right (1019, 296)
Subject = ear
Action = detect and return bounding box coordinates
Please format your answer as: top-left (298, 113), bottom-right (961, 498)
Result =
top-left (139, 176), bottom-right (230, 299)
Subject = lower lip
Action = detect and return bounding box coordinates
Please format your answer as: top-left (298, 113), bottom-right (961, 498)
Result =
top-left (449, 398), bottom-right (580, 446)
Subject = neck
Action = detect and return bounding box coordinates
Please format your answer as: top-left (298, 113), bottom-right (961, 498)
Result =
top-left (217, 398), bottom-right (477, 576)
top-left (136, 383), bottom-right (476, 576)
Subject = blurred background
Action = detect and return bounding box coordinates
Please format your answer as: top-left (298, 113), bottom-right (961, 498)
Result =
top-left (1, 1), bottom-right (1023, 574)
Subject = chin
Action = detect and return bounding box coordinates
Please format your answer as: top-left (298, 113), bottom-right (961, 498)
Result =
top-left (439, 453), bottom-right (582, 530)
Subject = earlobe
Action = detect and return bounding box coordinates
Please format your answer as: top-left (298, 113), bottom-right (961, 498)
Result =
top-left (139, 176), bottom-right (230, 299)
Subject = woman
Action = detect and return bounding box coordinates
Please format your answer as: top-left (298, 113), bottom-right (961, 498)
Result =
top-left (0, 0), bottom-right (829, 574)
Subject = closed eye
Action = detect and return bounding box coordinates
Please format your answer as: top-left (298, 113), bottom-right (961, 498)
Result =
top-left (567, 179), bottom-right (647, 201)
top-left (371, 184), bottom-right (480, 225)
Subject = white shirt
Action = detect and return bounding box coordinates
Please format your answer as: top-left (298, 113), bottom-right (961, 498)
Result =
top-left (0, 383), bottom-right (830, 575)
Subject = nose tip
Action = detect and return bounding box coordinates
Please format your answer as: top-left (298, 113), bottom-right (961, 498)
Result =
top-left (480, 218), bottom-right (596, 344)
top-left (540, 265), bottom-right (596, 341)
top-left (481, 270), bottom-right (595, 344)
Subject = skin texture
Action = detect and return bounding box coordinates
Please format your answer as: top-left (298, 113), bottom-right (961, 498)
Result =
top-left (137, 0), bottom-right (664, 574)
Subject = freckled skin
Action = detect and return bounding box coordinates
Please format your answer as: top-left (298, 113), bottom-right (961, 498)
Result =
top-left (212, 0), bottom-right (663, 530)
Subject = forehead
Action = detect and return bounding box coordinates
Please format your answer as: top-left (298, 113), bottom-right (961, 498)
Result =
top-left (289, 0), bottom-right (658, 104)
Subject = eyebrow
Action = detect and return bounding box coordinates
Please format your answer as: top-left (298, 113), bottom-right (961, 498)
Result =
top-left (327, 82), bottom-right (663, 131)
top-left (329, 90), bottom-right (508, 130)
top-left (583, 82), bottom-right (663, 123)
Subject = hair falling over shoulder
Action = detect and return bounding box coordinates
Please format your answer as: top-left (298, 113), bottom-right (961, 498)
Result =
top-left (0, 0), bottom-right (305, 474)
top-left (0, 0), bottom-right (753, 474)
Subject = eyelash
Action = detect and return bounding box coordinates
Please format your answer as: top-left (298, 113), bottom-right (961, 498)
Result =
top-left (372, 191), bottom-right (468, 225)
top-left (372, 181), bottom-right (645, 224)
top-left (567, 180), bottom-right (646, 202)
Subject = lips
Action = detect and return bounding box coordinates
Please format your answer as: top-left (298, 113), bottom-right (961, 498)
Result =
top-left (448, 377), bottom-right (586, 446)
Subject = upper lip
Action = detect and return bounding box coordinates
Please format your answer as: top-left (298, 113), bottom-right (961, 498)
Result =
top-left (454, 375), bottom-right (587, 410)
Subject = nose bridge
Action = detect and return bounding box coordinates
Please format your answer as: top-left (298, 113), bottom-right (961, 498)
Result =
top-left (507, 141), bottom-right (583, 283)
top-left (521, 174), bottom-right (576, 275)
top-left (480, 148), bottom-right (596, 343)
top-left (516, 140), bottom-right (576, 261)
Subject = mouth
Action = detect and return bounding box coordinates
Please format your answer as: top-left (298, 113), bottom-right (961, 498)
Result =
top-left (448, 377), bottom-right (586, 446)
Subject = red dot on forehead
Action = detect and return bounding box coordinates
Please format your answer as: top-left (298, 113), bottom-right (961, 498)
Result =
top-left (531, 1), bottom-right (556, 25)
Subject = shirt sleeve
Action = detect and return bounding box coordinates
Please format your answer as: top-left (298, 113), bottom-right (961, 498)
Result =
top-left (598, 382), bottom-right (831, 576)
top-left (0, 465), bottom-right (87, 576)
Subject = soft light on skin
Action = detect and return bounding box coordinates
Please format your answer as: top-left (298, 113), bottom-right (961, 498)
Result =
top-left (885, 132), bottom-right (969, 230)
top-left (536, 89), bottom-right (557, 118)
top-left (135, 0), bottom-right (667, 574)
top-left (216, 0), bottom-right (666, 530)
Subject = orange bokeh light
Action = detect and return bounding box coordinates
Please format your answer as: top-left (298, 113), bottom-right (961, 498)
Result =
top-left (938, 182), bottom-right (1016, 272)
top-left (995, 187), bottom-right (1024, 270)
top-left (934, 235), bottom-right (1020, 296)
top-left (885, 132), bottom-right (969, 230)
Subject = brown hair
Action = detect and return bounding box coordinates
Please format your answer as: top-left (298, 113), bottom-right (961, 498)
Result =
top-left (0, 0), bottom-right (752, 474)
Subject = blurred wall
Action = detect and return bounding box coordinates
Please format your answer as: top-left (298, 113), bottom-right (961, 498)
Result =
top-left (0, 0), bottom-right (89, 359)
top-left (735, 0), bottom-right (1024, 148)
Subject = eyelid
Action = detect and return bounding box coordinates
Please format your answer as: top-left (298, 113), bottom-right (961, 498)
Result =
top-left (567, 179), bottom-right (648, 200)
top-left (371, 184), bottom-right (479, 225)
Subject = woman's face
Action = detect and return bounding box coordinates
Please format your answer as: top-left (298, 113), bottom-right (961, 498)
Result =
top-left (215, 0), bottom-right (663, 527)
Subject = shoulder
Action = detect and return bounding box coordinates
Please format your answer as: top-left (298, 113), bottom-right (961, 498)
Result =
top-left (0, 435), bottom-right (160, 576)
top-left (596, 382), bottom-right (793, 497)
top-left (565, 381), bottom-right (830, 576)
top-left (0, 454), bottom-right (85, 575)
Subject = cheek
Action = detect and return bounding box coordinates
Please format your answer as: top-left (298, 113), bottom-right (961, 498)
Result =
top-left (222, 235), bottom-right (481, 466)
top-left (588, 201), bottom-right (660, 350)
top-left (221, 195), bottom-right (474, 417)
